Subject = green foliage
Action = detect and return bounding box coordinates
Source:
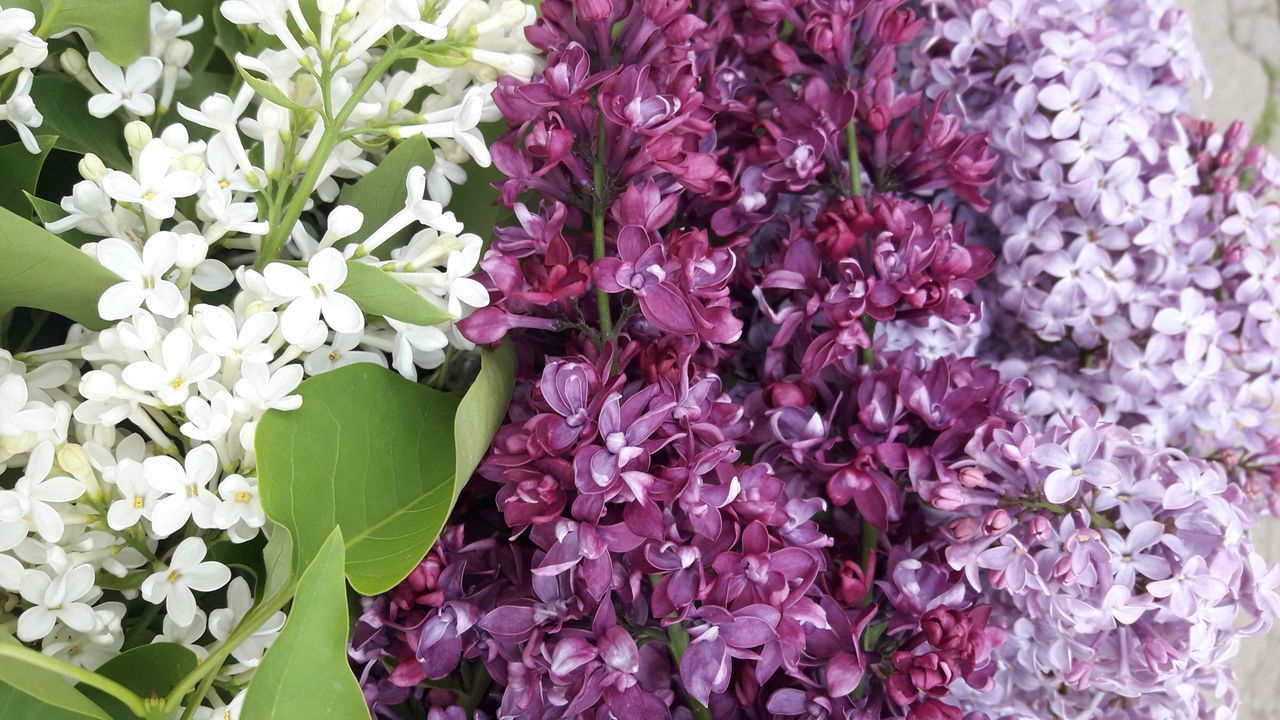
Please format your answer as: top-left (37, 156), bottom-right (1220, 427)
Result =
top-left (28, 77), bottom-right (129, 167)
top-left (241, 529), bottom-right (369, 720)
top-left (256, 346), bottom-right (514, 595)
top-left (0, 205), bottom-right (118, 329)
top-left (336, 135), bottom-right (435, 249)
top-left (256, 363), bottom-right (462, 594)
top-left (39, 0), bottom-right (152, 66)
top-left (78, 644), bottom-right (197, 720)
top-left (0, 635), bottom-right (110, 720)
top-left (0, 135), bottom-right (54, 215)
top-left (342, 259), bottom-right (454, 327)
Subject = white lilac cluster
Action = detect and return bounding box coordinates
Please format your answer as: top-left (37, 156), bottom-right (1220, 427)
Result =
top-left (0, 0), bottom-right (535, 716)
top-left (942, 416), bottom-right (1279, 719)
top-left (0, 6), bottom-right (48, 151)
top-left (902, 0), bottom-right (1280, 490)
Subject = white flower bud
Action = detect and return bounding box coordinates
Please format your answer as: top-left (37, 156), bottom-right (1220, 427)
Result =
top-left (56, 443), bottom-right (92, 479)
top-left (164, 39), bottom-right (194, 67)
top-left (174, 232), bottom-right (210, 270)
top-left (124, 121), bottom-right (153, 151)
top-left (60, 48), bottom-right (86, 77)
top-left (317, 0), bottom-right (345, 15)
top-left (78, 153), bottom-right (108, 181)
top-left (80, 370), bottom-right (119, 401)
top-left (327, 205), bottom-right (364, 238)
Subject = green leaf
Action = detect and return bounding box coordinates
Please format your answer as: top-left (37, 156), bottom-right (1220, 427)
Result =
top-left (0, 635), bottom-right (110, 720)
top-left (26, 191), bottom-right (94, 247)
top-left (241, 529), bottom-right (368, 720)
top-left (28, 76), bottom-right (128, 168)
top-left (342, 260), bottom-right (452, 327)
top-left (78, 644), bottom-right (196, 720)
top-left (257, 364), bottom-right (461, 594)
top-left (0, 205), bottom-right (117, 329)
top-left (42, 0), bottom-right (151, 66)
top-left (261, 526), bottom-right (294, 600)
top-left (236, 64), bottom-right (308, 112)
top-left (0, 135), bottom-right (54, 216)
top-left (452, 342), bottom-right (515, 501)
top-left (335, 136), bottom-right (435, 249)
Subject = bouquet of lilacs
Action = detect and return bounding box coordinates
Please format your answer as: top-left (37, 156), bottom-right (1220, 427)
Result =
top-left (0, 0), bottom-right (533, 718)
top-left (343, 0), bottom-right (1280, 719)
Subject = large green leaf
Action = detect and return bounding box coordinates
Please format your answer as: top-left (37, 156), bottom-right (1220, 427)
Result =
top-left (0, 135), bottom-right (54, 215)
top-left (452, 342), bottom-right (515, 501)
top-left (241, 529), bottom-right (369, 720)
top-left (0, 206), bottom-right (117, 329)
top-left (42, 0), bottom-right (151, 66)
top-left (28, 77), bottom-right (128, 168)
top-left (257, 364), bottom-right (461, 594)
top-left (336, 136), bottom-right (435, 249)
top-left (0, 635), bottom-right (110, 720)
top-left (78, 644), bottom-right (196, 720)
top-left (343, 260), bottom-right (453, 327)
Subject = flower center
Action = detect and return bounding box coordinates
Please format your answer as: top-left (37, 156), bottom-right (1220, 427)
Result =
top-left (235, 491), bottom-right (251, 503)
top-left (133, 497), bottom-right (144, 509)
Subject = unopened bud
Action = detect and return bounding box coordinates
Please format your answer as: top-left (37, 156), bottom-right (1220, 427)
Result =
top-left (59, 48), bottom-right (86, 77)
top-left (124, 121), bottom-right (152, 151)
top-left (78, 153), bottom-right (108, 181)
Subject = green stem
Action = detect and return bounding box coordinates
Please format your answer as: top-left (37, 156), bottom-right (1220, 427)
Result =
top-left (162, 579), bottom-right (299, 716)
top-left (846, 120), bottom-right (863, 197)
top-left (591, 112), bottom-right (613, 343)
top-left (0, 642), bottom-right (148, 718)
top-left (122, 600), bottom-right (162, 649)
top-left (18, 311), bottom-right (48, 352)
top-left (256, 37), bottom-right (410, 267)
top-left (665, 623), bottom-right (711, 720)
top-left (458, 662), bottom-right (491, 717)
top-left (859, 519), bottom-right (878, 607)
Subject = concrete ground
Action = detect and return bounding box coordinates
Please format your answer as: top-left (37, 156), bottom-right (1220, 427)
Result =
top-left (1179, 2), bottom-right (1280, 717)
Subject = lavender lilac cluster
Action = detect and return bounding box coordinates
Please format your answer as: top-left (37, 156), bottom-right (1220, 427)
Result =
top-left (906, 0), bottom-right (1280, 498)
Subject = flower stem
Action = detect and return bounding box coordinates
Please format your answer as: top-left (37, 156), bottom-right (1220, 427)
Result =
top-left (256, 37), bottom-right (410, 267)
top-left (846, 120), bottom-right (863, 197)
top-left (591, 112), bottom-right (613, 344)
top-left (0, 641), bottom-right (148, 718)
top-left (163, 578), bottom-right (300, 716)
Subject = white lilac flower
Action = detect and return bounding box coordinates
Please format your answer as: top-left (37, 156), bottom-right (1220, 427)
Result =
top-left (140, 537), bottom-right (230, 627)
top-left (16, 564), bottom-right (99, 641)
top-left (101, 139), bottom-right (201, 219)
top-left (96, 235), bottom-right (186, 320)
top-left (86, 53), bottom-right (163, 118)
top-left (105, 458), bottom-right (157, 531)
top-left (263, 248), bottom-right (364, 344)
top-left (121, 326), bottom-right (219, 406)
top-left (144, 444), bottom-right (220, 537)
top-left (0, 442), bottom-right (85, 542)
top-left (213, 474), bottom-right (265, 542)
top-left (209, 577), bottom-right (284, 669)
